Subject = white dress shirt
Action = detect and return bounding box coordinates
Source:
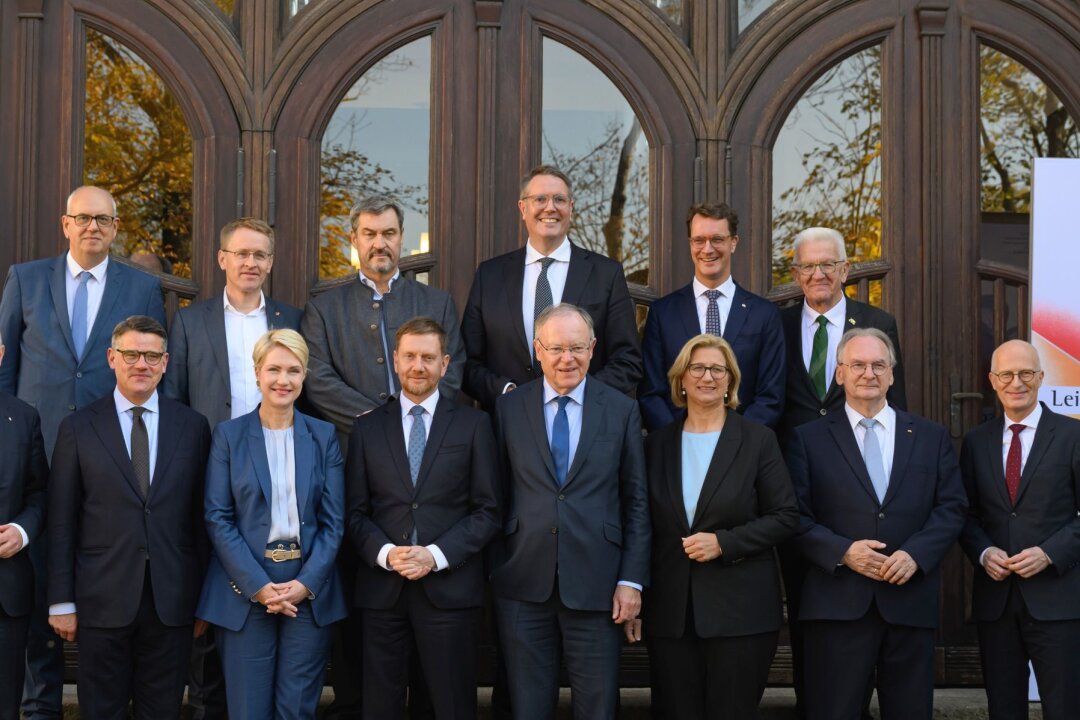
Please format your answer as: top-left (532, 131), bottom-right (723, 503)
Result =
top-left (522, 237), bottom-right (571, 343)
top-left (264, 426), bottom-right (300, 543)
top-left (801, 295), bottom-right (847, 385)
top-left (376, 390), bottom-right (450, 572)
top-left (845, 402), bottom-right (896, 486)
top-left (693, 275), bottom-right (736, 336)
top-left (65, 253), bottom-right (109, 348)
top-left (223, 289), bottom-right (268, 419)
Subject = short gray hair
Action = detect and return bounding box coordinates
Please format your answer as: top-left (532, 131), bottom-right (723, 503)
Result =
top-left (349, 195), bottom-right (404, 233)
top-left (836, 327), bottom-right (896, 366)
top-left (793, 227), bottom-right (847, 262)
top-left (535, 303), bottom-right (595, 339)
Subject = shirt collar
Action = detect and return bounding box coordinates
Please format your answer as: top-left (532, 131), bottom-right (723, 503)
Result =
top-left (803, 294), bottom-right (847, 328)
top-left (399, 389), bottom-right (440, 421)
top-left (693, 275), bottom-right (736, 299)
top-left (1004, 402), bottom-right (1043, 432)
top-left (67, 252), bottom-right (109, 282)
top-left (525, 237), bottom-right (571, 265)
top-left (113, 387), bottom-right (160, 416)
top-left (543, 376), bottom-right (587, 406)
top-left (845, 402), bottom-right (895, 434)
top-left (222, 287), bottom-right (266, 315)
top-left (358, 270), bottom-right (401, 294)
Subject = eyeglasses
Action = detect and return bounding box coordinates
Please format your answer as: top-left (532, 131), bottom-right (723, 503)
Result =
top-left (535, 339), bottom-right (591, 357)
top-left (690, 235), bottom-right (735, 249)
top-left (990, 369), bottom-right (1040, 384)
top-left (687, 363), bottom-right (728, 380)
top-left (113, 348), bottom-right (165, 366)
top-left (65, 214), bottom-right (117, 229)
top-left (521, 194), bottom-right (572, 209)
top-left (839, 361), bottom-right (890, 376)
top-left (793, 260), bottom-right (845, 277)
top-left (221, 249), bottom-right (272, 263)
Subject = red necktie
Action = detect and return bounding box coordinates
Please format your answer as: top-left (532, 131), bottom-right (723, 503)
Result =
top-left (1005, 423), bottom-right (1024, 504)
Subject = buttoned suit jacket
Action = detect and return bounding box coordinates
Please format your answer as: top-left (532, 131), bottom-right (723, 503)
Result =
top-left (777, 298), bottom-right (907, 445)
top-left (638, 282), bottom-right (785, 432)
top-left (0, 255), bottom-right (166, 455)
top-left (0, 391), bottom-right (48, 617)
top-left (47, 394), bottom-right (211, 628)
top-left (462, 242), bottom-right (643, 414)
top-left (788, 408), bottom-right (967, 629)
top-left (491, 378), bottom-right (650, 611)
top-left (163, 296), bottom-right (302, 428)
top-left (196, 409), bottom-right (348, 631)
top-left (959, 404), bottom-right (1080, 622)
top-left (346, 395), bottom-right (500, 610)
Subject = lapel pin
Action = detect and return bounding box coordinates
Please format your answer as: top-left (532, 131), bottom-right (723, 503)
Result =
top-left (6, 417), bottom-right (11, 422)
top-left (848, 318), bottom-right (856, 325)
top-left (741, 303), bottom-right (747, 308)
top-left (907, 428), bottom-right (913, 433)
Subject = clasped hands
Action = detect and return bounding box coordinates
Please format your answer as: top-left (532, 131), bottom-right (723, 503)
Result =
top-left (843, 539), bottom-right (917, 585)
top-left (254, 579), bottom-right (310, 617)
top-left (982, 545), bottom-right (1049, 581)
top-left (388, 545), bottom-right (436, 581)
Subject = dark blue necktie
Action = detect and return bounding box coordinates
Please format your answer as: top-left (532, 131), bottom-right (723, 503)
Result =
top-left (704, 289), bottom-right (722, 336)
top-left (551, 396), bottom-right (571, 486)
top-left (72, 271), bottom-right (91, 360)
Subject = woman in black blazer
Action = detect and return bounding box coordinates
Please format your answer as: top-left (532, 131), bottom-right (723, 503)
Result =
top-left (636, 333), bottom-right (799, 719)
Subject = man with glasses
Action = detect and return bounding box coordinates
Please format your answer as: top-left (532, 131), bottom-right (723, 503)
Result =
top-left (47, 315), bottom-right (211, 720)
top-left (638, 202), bottom-right (785, 432)
top-left (0, 185), bottom-right (165, 720)
top-left (162, 217), bottom-right (299, 719)
top-left (788, 328), bottom-right (966, 720)
top-left (959, 340), bottom-right (1080, 720)
top-left (462, 164), bottom-right (642, 415)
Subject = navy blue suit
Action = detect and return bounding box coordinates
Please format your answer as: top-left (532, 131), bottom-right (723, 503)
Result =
top-left (639, 282), bottom-right (785, 432)
top-left (197, 409), bottom-right (347, 719)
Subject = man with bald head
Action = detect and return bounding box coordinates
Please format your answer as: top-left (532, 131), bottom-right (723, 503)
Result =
top-left (960, 339), bottom-right (1080, 720)
top-left (0, 185), bottom-right (165, 718)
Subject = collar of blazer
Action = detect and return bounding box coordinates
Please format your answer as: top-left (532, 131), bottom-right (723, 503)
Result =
top-left (661, 412), bottom-right (746, 533)
top-left (245, 407), bottom-right (315, 516)
top-left (825, 406), bottom-right (915, 507)
top-left (983, 401), bottom-right (1058, 508)
top-left (380, 394), bottom-right (457, 496)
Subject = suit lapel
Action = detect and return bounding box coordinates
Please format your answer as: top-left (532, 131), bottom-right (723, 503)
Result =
top-left (415, 397), bottom-right (455, 494)
top-left (266, 299), bottom-right (288, 330)
top-left (50, 256), bottom-right (79, 361)
top-left (293, 413), bottom-right (315, 516)
top-left (881, 411), bottom-right (914, 507)
top-left (564, 380), bottom-right (601, 488)
top-left (524, 383), bottom-right (559, 486)
top-left (246, 411), bottom-right (274, 509)
top-left (827, 414), bottom-right (879, 504)
top-left (1016, 408), bottom-right (1054, 506)
top-left (86, 261), bottom-right (127, 357)
top-left (501, 249), bottom-right (530, 353)
top-left (691, 415), bottom-right (743, 530)
top-left (561, 243), bottom-right (592, 307)
top-left (983, 418), bottom-right (1011, 508)
top-left (674, 285), bottom-right (700, 341)
top-left (89, 399), bottom-right (145, 501)
top-left (662, 424), bottom-right (691, 535)
top-left (722, 284), bottom-right (749, 343)
top-left (382, 401), bottom-right (414, 496)
top-left (202, 301), bottom-right (231, 392)
top-left (149, 399), bottom-right (181, 498)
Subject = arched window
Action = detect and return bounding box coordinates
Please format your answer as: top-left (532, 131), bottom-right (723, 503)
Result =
top-left (737, 0), bottom-right (778, 33)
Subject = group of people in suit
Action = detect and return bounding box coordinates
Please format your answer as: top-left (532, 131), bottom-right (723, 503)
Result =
top-left (0, 169), bottom-right (1076, 720)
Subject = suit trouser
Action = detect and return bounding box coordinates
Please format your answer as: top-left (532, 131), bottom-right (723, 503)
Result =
top-left (187, 626), bottom-right (228, 719)
top-left (977, 581), bottom-right (1080, 720)
top-left (495, 590), bottom-right (622, 720)
top-left (22, 538), bottom-right (64, 719)
top-left (802, 600), bottom-right (935, 720)
top-left (75, 573), bottom-right (193, 720)
top-left (0, 606), bottom-right (29, 720)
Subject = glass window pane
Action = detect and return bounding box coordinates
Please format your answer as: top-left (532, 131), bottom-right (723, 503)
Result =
top-left (206, 0), bottom-right (234, 16)
top-left (541, 38), bottom-right (652, 285)
top-left (320, 38), bottom-right (431, 280)
top-left (285, 0), bottom-right (313, 18)
top-left (649, 0), bottom-right (682, 26)
top-left (737, 0), bottom-right (777, 33)
top-left (84, 29), bottom-right (194, 278)
top-left (771, 46), bottom-right (882, 289)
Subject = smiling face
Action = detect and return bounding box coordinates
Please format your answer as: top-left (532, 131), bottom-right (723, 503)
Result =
top-left (682, 346), bottom-right (730, 410)
top-left (108, 330), bottom-right (168, 405)
top-left (794, 236), bottom-right (849, 312)
top-left (519, 173), bottom-right (573, 250)
top-left (63, 187), bottom-right (118, 269)
top-left (689, 214), bottom-right (738, 287)
top-left (256, 345), bottom-right (305, 412)
top-left (990, 340), bottom-right (1043, 421)
top-left (219, 227), bottom-right (274, 295)
top-left (534, 311), bottom-right (595, 395)
top-left (394, 331), bottom-right (449, 403)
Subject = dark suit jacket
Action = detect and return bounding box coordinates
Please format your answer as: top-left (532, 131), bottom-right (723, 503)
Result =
top-left (778, 298), bottom-right (907, 445)
top-left (959, 403), bottom-right (1080, 622)
top-left (491, 378), bottom-right (650, 611)
top-left (346, 395), bottom-right (500, 610)
top-left (639, 282), bottom-right (785, 432)
top-left (0, 255), bottom-right (166, 455)
top-left (643, 412), bottom-right (798, 638)
top-left (163, 295), bottom-right (302, 427)
top-left (47, 393), bottom-right (211, 628)
top-left (462, 242), bottom-right (643, 413)
top-left (0, 391), bottom-right (48, 617)
top-left (789, 408), bottom-right (966, 629)
top-left (196, 409), bottom-right (348, 631)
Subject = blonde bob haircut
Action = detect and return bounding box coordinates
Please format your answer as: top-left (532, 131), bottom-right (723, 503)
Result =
top-left (252, 329), bottom-right (310, 373)
top-left (667, 333), bottom-right (741, 410)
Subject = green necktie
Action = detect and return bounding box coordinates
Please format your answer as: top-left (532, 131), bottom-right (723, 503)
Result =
top-left (809, 315), bottom-right (829, 400)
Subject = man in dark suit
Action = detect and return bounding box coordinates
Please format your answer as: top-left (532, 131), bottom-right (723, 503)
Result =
top-left (0, 185), bottom-right (165, 720)
top-left (347, 317), bottom-right (499, 719)
top-left (960, 339), bottom-right (1080, 720)
top-left (163, 216), bottom-right (299, 718)
top-left (462, 165), bottom-right (642, 414)
top-left (491, 303), bottom-right (650, 720)
top-left (639, 202), bottom-right (785, 431)
top-left (47, 315), bottom-right (211, 720)
top-left (788, 328), bottom-right (966, 720)
top-left (776, 226), bottom-right (907, 717)
top-left (0, 332), bottom-right (48, 720)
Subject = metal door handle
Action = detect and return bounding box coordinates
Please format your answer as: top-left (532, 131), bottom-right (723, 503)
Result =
top-left (949, 391), bottom-right (984, 438)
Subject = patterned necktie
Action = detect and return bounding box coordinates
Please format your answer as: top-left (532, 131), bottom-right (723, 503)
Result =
top-left (859, 418), bottom-right (888, 503)
top-left (1005, 423), bottom-right (1024, 504)
top-left (551, 396), bottom-right (571, 486)
top-left (130, 407), bottom-right (150, 499)
top-left (534, 257), bottom-right (555, 325)
top-left (704, 289), bottom-right (722, 336)
top-left (408, 405), bottom-right (426, 485)
top-left (72, 271), bottom-right (91, 360)
top-left (809, 315), bottom-right (829, 400)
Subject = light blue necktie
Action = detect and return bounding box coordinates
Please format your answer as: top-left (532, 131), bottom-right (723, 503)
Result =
top-left (407, 405), bottom-right (426, 486)
top-left (859, 417), bottom-right (888, 503)
top-left (72, 271), bottom-right (91, 360)
top-left (551, 396), bottom-right (571, 486)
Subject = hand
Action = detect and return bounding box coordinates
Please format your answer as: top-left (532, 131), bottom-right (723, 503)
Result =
top-left (194, 619), bottom-right (210, 638)
top-left (623, 618), bottom-right (642, 644)
top-left (0, 525), bottom-right (24, 559)
top-left (388, 546), bottom-right (436, 581)
top-left (264, 580), bottom-right (310, 617)
top-left (682, 533), bottom-right (722, 563)
top-left (1005, 547), bottom-right (1051, 578)
top-left (880, 549), bottom-right (918, 585)
top-left (611, 585), bottom-right (641, 624)
top-left (49, 613), bottom-right (77, 642)
top-left (981, 546), bottom-right (1012, 581)
top-left (842, 539), bottom-right (888, 580)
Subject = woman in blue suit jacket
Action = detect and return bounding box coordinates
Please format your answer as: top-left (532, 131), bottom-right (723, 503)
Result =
top-left (197, 329), bottom-right (347, 719)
